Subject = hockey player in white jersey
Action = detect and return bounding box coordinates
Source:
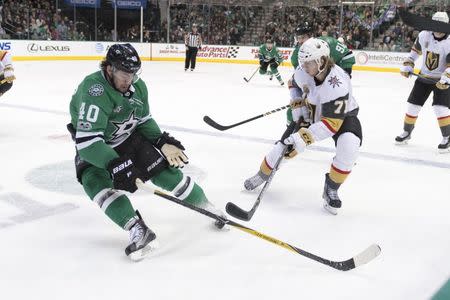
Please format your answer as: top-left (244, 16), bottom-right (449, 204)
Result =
top-left (397, 12), bottom-right (450, 153)
top-left (244, 38), bottom-right (362, 215)
top-left (0, 49), bottom-right (15, 97)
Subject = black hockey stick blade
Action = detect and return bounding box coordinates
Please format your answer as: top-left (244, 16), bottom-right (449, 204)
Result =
top-left (399, 8), bottom-right (450, 34)
top-left (226, 202), bottom-right (254, 221)
top-left (243, 77), bottom-right (250, 82)
top-left (203, 115), bottom-right (231, 131)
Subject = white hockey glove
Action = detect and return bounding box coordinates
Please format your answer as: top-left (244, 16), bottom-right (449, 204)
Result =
top-left (3, 65), bottom-right (15, 83)
top-left (161, 144), bottom-right (189, 168)
top-left (155, 132), bottom-right (189, 168)
top-left (436, 68), bottom-right (450, 90)
top-left (400, 60), bottom-right (414, 78)
top-left (284, 127), bottom-right (314, 153)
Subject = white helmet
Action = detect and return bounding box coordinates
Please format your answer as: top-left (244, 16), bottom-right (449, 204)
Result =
top-left (298, 38), bottom-right (330, 73)
top-left (432, 12), bottom-right (449, 23)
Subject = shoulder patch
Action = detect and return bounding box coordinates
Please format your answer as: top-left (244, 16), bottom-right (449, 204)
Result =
top-left (88, 84), bottom-right (104, 97)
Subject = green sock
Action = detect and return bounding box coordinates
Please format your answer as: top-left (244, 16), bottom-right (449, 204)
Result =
top-left (82, 166), bottom-right (137, 230)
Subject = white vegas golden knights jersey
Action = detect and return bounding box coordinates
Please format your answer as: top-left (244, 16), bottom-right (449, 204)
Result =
top-left (293, 65), bottom-right (358, 123)
top-left (413, 31), bottom-right (450, 78)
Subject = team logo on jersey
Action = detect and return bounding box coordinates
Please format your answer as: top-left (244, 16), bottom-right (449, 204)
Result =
top-left (88, 84), bottom-right (104, 97)
top-left (328, 76), bottom-right (342, 88)
top-left (425, 51), bottom-right (440, 71)
top-left (111, 110), bottom-right (140, 142)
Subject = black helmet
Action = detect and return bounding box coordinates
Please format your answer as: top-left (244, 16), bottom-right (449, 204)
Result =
top-left (106, 43), bottom-right (141, 73)
top-left (295, 22), bottom-right (313, 35)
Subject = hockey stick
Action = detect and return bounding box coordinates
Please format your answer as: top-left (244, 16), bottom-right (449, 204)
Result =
top-left (409, 72), bottom-right (440, 84)
top-left (399, 8), bottom-right (450, 34)
top-left (136, 179), bottom-right (381, 271)
top-left (203, 104), bottom-right (291, 131)
top-left (225, 120), bottom-right (299, 221)
top-left (244, 66), bottom-right (260, 82)
top-left (226, 145), bottom-right (287, 221)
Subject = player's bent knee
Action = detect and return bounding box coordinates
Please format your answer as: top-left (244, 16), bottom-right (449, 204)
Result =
top-left (81, 166), bottom-right (113, 199)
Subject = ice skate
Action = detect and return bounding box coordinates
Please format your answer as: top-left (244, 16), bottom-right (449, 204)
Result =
top-left (438, 136), bottom-right (450, 153)
top-left (322, 174), bottom-right (342, 215)
top-left (395, 131), bottom-right (412, 144)
top-left (244, 171), bottom-right (269, 191)
top-left (125, 212), bottom-right (158, 261)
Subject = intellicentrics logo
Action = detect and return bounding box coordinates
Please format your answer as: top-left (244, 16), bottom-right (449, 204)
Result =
top-left (27, 43), bottom-right (70, 53)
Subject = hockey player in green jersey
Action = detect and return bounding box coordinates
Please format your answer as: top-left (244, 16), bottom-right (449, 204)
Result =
top-left (258, 39), bottom-right (284, 85)
top-left (290, 23), bottom-right (355, 76)
top-left (68, 44), bottom-right (225, 261)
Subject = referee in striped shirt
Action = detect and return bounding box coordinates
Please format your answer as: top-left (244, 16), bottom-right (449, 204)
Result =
top-left (184, 24), bottom-right (202, 71)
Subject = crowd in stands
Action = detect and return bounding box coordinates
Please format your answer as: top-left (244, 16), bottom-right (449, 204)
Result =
top-left (0, 0), bottom-right (448, 53)
top-left (161, 4), bottom-right (262, 45)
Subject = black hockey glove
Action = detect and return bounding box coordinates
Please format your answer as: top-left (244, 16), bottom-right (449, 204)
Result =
top-left (107, 156), bottom-right (140, 193)
top-left (154, 132), bottom-right (188, 168)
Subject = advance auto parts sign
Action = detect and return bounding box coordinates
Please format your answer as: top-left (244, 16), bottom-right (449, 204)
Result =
top-left (27, 43), bottom-right (70, 53)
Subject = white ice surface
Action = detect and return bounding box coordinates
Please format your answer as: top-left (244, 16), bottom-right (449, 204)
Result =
top-left (0, 61), bottom-right (449, 300)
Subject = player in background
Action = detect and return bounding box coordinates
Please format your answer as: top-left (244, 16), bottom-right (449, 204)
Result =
top-left (0, 49), bottom-right (15, 97)
top-left (68, 44), bottom-right (225, 261)
top-left (397, 12), bottom-right (450, 153)
top-left (245, 38), bottom-right (362, 215)
top-left (258, 38), bottom-right (284, 86)
top-left (290, 23), bottom-right (355, 76)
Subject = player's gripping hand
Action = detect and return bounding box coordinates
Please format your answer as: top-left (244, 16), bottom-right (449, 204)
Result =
top-left (3, 66), bottom-right (15, 83)
top-left (436, 68), bottom-right (450, 90)
top-left (400, 60), bottom-right (414, 78)
top-left (155, 132), bottom-right (189, 168)
top-left (284, 131), bottom-right (307, 153)
top-left (107, 156), bottom-right (140, 193)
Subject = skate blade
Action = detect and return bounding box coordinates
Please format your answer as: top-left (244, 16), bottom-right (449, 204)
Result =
top-left (438, 148), bottom-right (450, 154)
top-left (323, 202), bottom-right (338, 215)
top-left (128, 239), bottom-right (159, 262)
top-left (395, 140), bottom-right (409, 145)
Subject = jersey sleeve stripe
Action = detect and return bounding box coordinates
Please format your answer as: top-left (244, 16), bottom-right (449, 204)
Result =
top-left (321, 117), bottom-right (343, 134)
top-left (76, 134), bottom-right (104, 145)
top-left (76, 137), bottom-right (104, 150)
top-left (75, 131), bottom-right (105, 138)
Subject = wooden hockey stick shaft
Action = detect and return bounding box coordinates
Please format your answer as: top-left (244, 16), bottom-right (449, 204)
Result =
top-left (135, 179), bottom-right (381, 271)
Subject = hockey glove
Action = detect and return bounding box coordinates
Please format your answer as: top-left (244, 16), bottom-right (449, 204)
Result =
top-left (3, 66), bottom-right (15, 83)
top-left (155, 132), bottom-right (189, 168)
top-left (436, 68), bottom-right (450, 90)
top-left (284, 128), bottom-right (314, 153)
top-left (400, 60), bottom-right (414, 78)
top-left (107, 156), bottom-right (140, 193)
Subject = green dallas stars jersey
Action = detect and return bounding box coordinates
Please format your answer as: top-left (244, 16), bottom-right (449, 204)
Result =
top-left (258, 44), bottom-right (283, 63)
top-left (291, 36), bottom-right (355, 70)
top-left (70, 70), bottom-right (162, 169)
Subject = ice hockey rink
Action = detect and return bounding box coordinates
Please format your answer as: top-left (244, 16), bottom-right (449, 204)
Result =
top-left (1, 60), bottom-right (449, 300)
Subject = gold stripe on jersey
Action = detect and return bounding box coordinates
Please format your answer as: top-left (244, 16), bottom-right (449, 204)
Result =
top-left (321, 117), bottom-right (344, 134)
top-left (411, 47), bottom-right (422, 55)
top-left (404, 114), bottom-right (418, 125)
top-left (438, 115), bottom-right (450, 127)
top-left (298, 128), bottom-right (314, 145)
top-left (260, 158), bottom-right (273, 176)
top-left (329, 164), bottom-right (351, 184)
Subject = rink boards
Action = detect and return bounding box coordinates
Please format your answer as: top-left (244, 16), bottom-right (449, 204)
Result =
top-left (2, 40), bottom-right (421, 73)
